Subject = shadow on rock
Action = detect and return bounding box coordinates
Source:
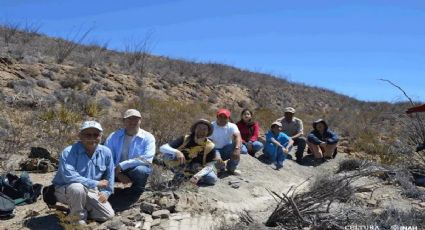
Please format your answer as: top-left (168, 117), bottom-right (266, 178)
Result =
top-left (24, 214), bottom-right (63, 230)
top-left (109, 188), bottom-right (141, 212)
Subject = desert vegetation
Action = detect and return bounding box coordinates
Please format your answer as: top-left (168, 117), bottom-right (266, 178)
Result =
top-left (1, 24), bottom-right (424, 229)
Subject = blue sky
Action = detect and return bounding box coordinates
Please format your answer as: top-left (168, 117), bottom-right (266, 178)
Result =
top-left (1, 0), bottom-right (424, 102)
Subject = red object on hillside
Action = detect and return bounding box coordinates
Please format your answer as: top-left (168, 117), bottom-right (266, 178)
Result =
top-left (406, 104), bottom-right (425, 114)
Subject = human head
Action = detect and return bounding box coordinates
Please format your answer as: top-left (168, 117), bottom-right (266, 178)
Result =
top-left (123, 109), bottom-right (142, 135)
top-left (312, 119), bottom-right (328, 133)
top-left (240, 109), bottom-right (253, 123)
top-left (284, 107), bottom-right (295, 120)
top-left (270, 121), bottom-right (282, 134)
top-left (79, 121), bottom-right (103, 153)
top-left (191, 119), bottom-right (213, 139)
top-left (216, 108), bottom-right (231, 126)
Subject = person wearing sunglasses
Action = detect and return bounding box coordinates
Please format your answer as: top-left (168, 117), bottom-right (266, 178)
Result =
top-left (105, 109), bottom-right (155, 195)
top-left (52, 120), bottom-right (115, 225)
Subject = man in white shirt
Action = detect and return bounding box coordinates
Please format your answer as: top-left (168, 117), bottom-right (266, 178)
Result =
top-left (209, 108), bottom-right (242, 175)
top-left (105, 109), bottom-right (155, 194)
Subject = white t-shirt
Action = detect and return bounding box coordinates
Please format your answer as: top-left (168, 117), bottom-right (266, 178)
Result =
top-left (209, 121), bottom-right (240, 149)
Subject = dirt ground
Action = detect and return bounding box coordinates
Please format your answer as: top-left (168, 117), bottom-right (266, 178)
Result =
top-left (1, 151), bottom-right (423, 230)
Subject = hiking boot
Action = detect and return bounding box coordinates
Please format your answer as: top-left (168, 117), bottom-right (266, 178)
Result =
top-left (228, 169), bottom-right (242, 176)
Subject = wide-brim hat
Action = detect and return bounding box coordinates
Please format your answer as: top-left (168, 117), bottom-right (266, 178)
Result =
top-left (191, 119), bottom-right (213, 136)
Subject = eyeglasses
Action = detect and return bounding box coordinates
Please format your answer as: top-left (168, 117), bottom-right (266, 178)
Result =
top-left (82, 133), bottom-right (101, 138)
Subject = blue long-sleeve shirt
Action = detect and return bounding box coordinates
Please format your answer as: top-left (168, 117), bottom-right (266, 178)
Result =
top-left (52, 142), bottom-right (114, 197)
top-left (105, 128), bottom-right (156, 170)
top-left (264, 130), bottom-right (291, 153)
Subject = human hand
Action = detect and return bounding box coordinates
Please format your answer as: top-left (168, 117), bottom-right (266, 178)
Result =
top-left (215, 158), bottom-right (225, 168)
top-left (190, 176), bottom-right (200, 184)
top-left (247, 142), bottom-right (253, 152)
top-left (97, 179), bottom-right (109, 188)
top-left (176, 151), bottom-right (186, 165)
top-left (98, 192), bottom-right (108, 203)
top-left (231, 149), bottom-right (240, 160)
top-left (319, 142), bottom-right (327, 148)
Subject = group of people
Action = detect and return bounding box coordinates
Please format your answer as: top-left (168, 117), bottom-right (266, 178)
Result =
top-left (51, 107), bottom-right (339, 224)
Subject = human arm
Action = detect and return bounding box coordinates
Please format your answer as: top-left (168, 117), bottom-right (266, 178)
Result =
top-left (291, 119), bottom-right (304, 139)
top-left (58, 147), bottom-right (100, 189)
top-left (99, 150), bottom-right (115, 198)
top-left (326, 130), bottom-right (339, 144)
top-left (249, 122), bottom-right (260, 142)
top-left (118, 134), bottom-right (156, 170)
top-left (159, 140), bottom-right (186, 165)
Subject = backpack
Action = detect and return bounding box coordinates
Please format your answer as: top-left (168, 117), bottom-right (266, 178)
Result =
top-left (0, 172), bottom-right (42, 205)
top-left (0, 192), bottom-right (15, 219)
top-left (42, 184), bottom-right (56, 207)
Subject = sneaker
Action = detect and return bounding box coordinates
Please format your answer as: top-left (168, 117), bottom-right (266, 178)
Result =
top-left (75, 220), bottom-right (87, 225)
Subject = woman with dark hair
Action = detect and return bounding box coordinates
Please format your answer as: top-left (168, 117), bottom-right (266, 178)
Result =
top-left (307, 119), bottom-right (339, 160)
top-left (236, 109), bottom-right (263, 156)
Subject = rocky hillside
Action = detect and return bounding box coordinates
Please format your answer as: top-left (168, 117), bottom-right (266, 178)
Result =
top-left (0, 25), bottom-right (416, 163)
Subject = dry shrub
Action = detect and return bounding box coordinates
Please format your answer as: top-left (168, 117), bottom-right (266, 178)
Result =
top-left (128, 95), bottom-right (213, 146)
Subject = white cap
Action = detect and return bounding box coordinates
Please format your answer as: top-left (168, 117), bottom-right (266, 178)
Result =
top-left (79, 121), bottom-right (103, 132)
top-left (284, 107), bottom-right (296, 113)
top-left (123, 109), bottom-right (142, 119)
top-left (271, 121), bottom-right (282, 128)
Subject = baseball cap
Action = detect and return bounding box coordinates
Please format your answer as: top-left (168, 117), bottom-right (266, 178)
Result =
top-left (79, 121), bottom-right (103, 132)
top-left (271, 121), bottom-right (282, 128)
top-left (284, 107), bottom-right (296, 113)
top-left (216, 108), bottom-right (231, 118)
top-left (123, 109), bottom-right (142, 119)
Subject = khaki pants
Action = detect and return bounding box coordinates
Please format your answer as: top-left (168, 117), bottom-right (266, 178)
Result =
top-left (54, 183), bottom-right (114, 222)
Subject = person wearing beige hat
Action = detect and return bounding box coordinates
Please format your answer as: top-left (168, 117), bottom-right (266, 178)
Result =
top-left (159, 119), bottom-right (219, 185)
top-left (275, 107), bottom-right (306, 164)
top-left (52, 120), bottom-right (115, 225)
top-left (263, 121), bottom-right (294, 169)
top-left (105, 109), bottom-right (155, 194)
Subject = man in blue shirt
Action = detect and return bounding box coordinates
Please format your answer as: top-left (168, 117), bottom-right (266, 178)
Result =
top-left (105, 109), bottom-right (155, 194)
top-left (263, 121), bottom-right (294, 170)
top-left (52, 121), bottom-right (115, 225)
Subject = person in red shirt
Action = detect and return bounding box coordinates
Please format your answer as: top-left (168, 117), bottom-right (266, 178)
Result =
top-left (236, 109), bottom-right (264, 156)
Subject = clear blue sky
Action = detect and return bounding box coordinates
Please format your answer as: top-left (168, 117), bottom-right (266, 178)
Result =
top-left (1, 0), bottom-right (424, 102)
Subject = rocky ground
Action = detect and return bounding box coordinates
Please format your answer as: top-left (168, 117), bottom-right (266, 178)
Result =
top-left (1, 151), bottom-right (424, 230)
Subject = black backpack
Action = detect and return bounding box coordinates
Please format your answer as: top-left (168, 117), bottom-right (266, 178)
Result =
top-left (0, 192), bottom-right (15, 219)
top-left (0, 172), bottom-right (42, 205)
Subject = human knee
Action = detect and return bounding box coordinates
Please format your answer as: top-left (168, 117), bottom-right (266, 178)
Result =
top-left (95, 208), bottom-right (115, 222)
top-left (202, 174), bottom-right (218, 185)
top-left (67, 183), bottom-right (86, 196)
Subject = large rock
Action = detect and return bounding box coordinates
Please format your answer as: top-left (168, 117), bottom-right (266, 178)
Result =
top-left (152, 209), bottom-right (170, 219)
top-left (141, 201), bottom-right (159, 214)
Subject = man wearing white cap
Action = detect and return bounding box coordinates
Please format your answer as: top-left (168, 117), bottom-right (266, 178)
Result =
top-left (275, 107), bottom-right (306, 164)
top-left (105, 109), bottom-right (155, 194)
top-left (52, 120), bottom-right (115, 225)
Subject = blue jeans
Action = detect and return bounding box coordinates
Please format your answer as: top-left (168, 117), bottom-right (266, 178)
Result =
top-left (198, 171), bottom-right (218, 185)
top-left (216, 143), bottom-right (239, 172)
top-left (263, 144), bottom-right (286, 166)
top-left (123, 165), bottom-right (152, 193)
top-left (240, 141), bottom-right (264, 155)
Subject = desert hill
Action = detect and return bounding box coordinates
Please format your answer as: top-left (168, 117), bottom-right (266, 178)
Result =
top-left (0, 24), bottom-right (424, 230)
